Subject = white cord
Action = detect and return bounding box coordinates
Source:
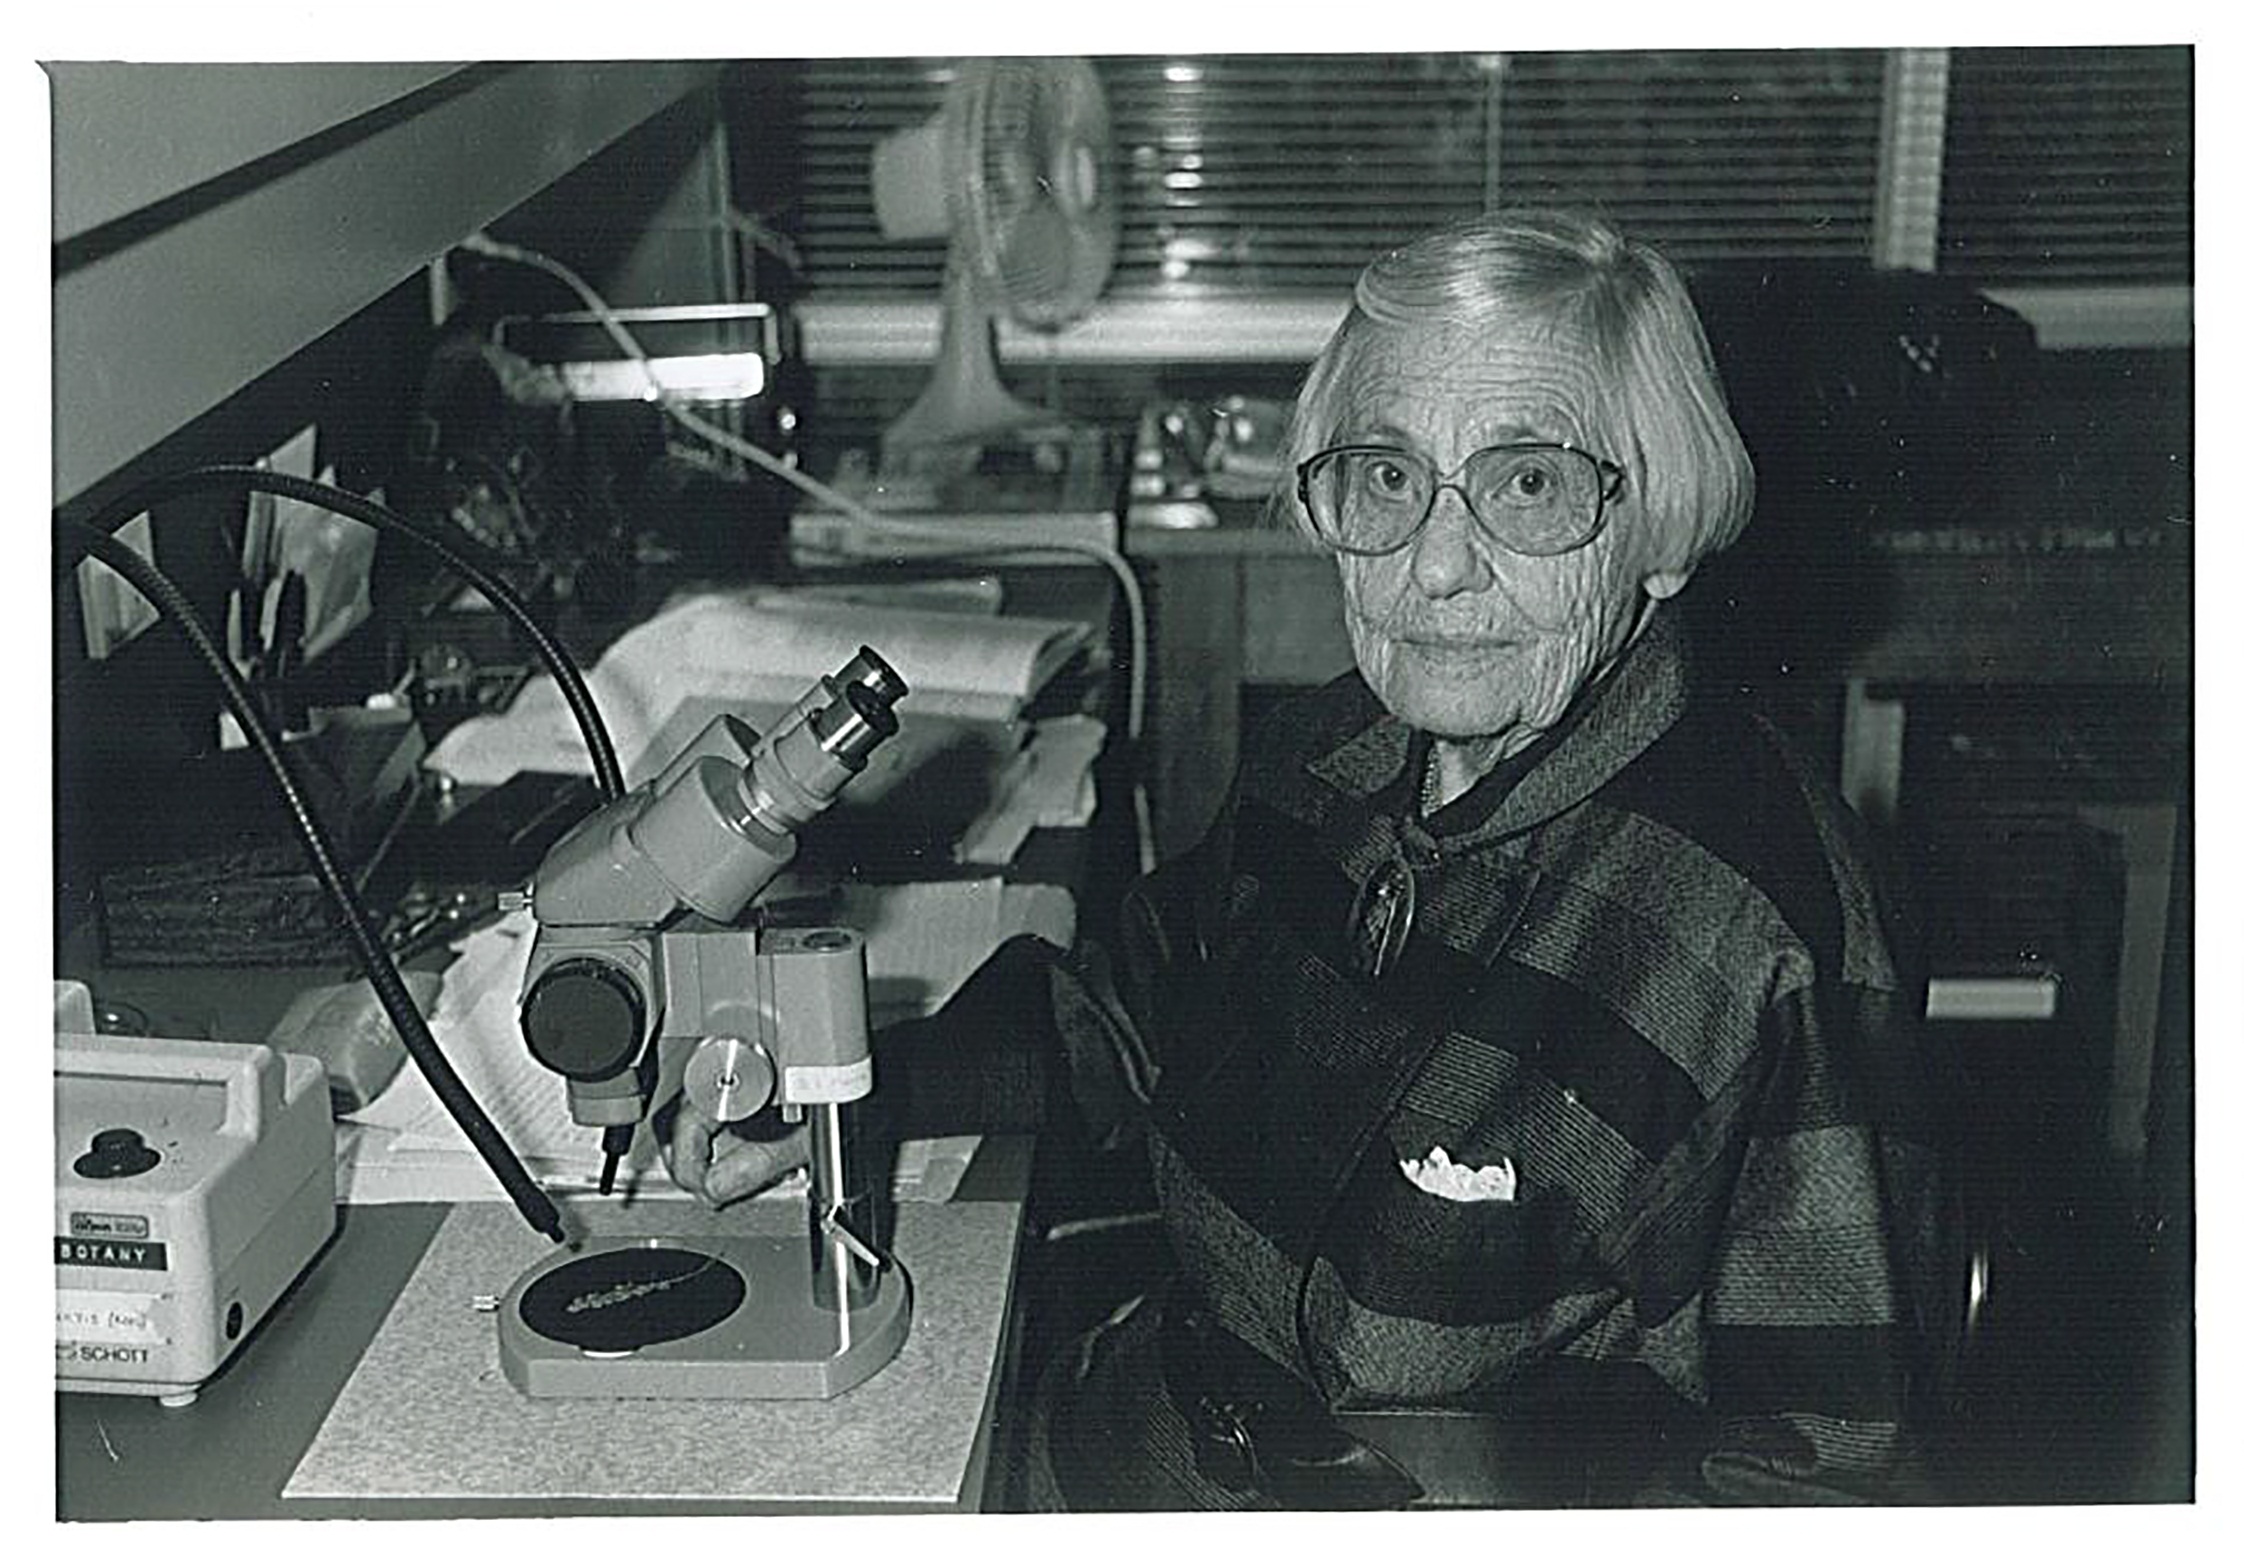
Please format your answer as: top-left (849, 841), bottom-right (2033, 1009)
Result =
top-left (721, 207), bottom-right (805, 273)
top-left (457, 232), bottom-right (1159, 874)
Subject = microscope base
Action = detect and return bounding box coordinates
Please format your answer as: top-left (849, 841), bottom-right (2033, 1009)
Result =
top-left (496, 1232), bottom-right (911, 1399)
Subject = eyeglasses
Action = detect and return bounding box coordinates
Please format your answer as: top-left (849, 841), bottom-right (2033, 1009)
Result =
top-left (1295, 442), bottom-right (1627, 558)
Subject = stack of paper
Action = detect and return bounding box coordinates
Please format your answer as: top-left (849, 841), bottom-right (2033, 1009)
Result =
top-left (955, 713), bottom-right (1106, 864)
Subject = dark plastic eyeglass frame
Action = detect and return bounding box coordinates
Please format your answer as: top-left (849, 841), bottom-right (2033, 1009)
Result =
top-left (1295, 442), bottom-right (1628, 558)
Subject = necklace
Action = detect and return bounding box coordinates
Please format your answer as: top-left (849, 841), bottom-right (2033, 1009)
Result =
top-left (1419, 750), bottom-right (1447, 816)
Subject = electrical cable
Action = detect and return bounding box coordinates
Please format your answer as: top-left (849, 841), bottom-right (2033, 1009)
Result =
top-left (456, 231), bottom-right (1161, 875)
top-left (61, 466), bottom-right (627, 802)
top-left (63, 521), bottom-right (569, 1246)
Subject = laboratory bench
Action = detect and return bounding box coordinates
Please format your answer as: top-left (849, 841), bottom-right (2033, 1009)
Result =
top-left (55, 778), bottom-right (1097, 1519)
top-left (56, 1136), bottom-right (1039, 1519)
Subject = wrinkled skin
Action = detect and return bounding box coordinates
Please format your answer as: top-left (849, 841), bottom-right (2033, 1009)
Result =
top-left (1329, 318), bottom-right (1692, 802)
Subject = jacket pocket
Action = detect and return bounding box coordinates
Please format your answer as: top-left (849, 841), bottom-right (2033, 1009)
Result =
top-left (1331, 1153), bottom-right (1578, 1327)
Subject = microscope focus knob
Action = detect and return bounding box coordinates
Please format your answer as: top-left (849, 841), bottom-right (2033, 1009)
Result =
top-left (682, 1036), bottom-right (777, 1125)
top-left (521, 959), bottom-right (647, 1081)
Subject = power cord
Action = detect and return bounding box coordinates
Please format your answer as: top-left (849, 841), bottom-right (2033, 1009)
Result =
top-left (63, 521), bottom-right (569, 1246)
top-left (456, 231), bottom-right (1160, 875)
top-left (722, 206), bottom-right (805, 274)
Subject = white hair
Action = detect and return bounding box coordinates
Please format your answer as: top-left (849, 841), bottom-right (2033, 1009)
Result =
top-left (1281, 209), bottom-right (1755, 575)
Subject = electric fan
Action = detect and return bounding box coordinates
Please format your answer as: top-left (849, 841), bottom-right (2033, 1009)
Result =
top-left (871, 57), bottom-right (1118, 462)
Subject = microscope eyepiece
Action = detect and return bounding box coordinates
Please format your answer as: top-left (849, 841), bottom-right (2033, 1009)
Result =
top-left (806, 651), bottom-right (903, 771)
top-left (837, 646), bottom-right (907, 709)
top-left (807, 679), bottom-right (896, 764)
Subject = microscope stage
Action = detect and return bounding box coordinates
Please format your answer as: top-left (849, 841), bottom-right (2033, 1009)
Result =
top-left (497, 1233), bottom-right (910, 1399)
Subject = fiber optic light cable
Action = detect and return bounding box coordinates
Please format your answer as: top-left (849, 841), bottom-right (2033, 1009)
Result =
top-left (63, 521), bottom-right (569, 1245)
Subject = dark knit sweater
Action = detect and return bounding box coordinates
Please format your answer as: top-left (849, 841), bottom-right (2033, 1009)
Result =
top-left (895, 608), bottom-right (1950, 1506)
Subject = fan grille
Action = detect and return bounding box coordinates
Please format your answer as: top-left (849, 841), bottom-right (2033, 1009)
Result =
top-left (948, 57), bottom-right (1118, 328)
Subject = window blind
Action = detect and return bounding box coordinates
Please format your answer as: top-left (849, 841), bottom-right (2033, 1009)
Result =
top-left (1939, 45), bottom-right (2192, 287)
top-left (768, 51), bottom-right (1886, 299)
top-left (1100, 54), bottom-right (1493, 296)
top-left (754, 56), bottom-right (950, 295)
top-left (1493, 49), bottom-right (1887, 265)
top-left (749, 48), bottom-right (2191, 357)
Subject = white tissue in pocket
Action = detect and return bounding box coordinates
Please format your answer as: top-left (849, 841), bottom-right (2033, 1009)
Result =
top-left (1400, 1144), bottom-right (1517, 1203)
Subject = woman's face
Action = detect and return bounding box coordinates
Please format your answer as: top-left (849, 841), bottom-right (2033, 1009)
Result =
top-left (1327, 315), bottom-right (1686, 756)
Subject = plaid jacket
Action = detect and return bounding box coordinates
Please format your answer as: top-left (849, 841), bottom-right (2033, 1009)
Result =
top-left (1040, 608), bottom-right (1950, 1506)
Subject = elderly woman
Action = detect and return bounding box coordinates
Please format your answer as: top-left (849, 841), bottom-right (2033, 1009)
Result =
top-left (668, 209), bottom-right (1949, 1507)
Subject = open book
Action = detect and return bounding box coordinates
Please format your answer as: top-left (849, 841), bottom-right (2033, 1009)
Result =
top-left (427, 586), bottom-right (1093, 789)
top-left (719, 588), bottom-right (1092, 722)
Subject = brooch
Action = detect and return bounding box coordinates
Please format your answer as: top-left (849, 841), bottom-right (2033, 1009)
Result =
top-left (1347, 850), bottom-right (1417, 980)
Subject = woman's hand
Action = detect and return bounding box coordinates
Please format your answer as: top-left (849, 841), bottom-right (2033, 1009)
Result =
top-left (659, 1097), bottom-right (811, 1209)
